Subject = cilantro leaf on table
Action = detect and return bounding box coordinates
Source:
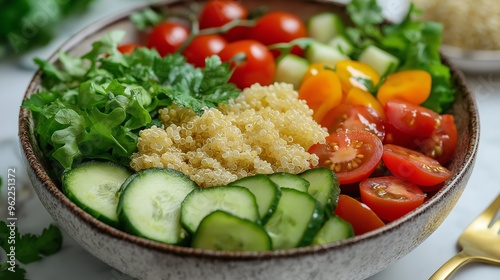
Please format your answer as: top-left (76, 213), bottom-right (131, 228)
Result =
top-left (22, 30), bottom-right (240, 172)
top-left (346, 0), bottom-right (455, 113)
top-left (0, 221), bottom-right (63, 280)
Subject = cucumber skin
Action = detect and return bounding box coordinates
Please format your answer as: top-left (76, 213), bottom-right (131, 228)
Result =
top-left (180, 185), bottom-right (261, 235)
top-left (191, 210), bottom-right (272, 251)
top-left (62, 160), bottom-right (133, 228)
top-left (299, 167), bottom-right (341, 216)
top-left (229, 174), bottom-right (281, 224)
top-left (117, 167), bottom-right (197, 246)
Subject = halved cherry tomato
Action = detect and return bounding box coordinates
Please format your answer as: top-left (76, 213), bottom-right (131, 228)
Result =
top-left (182, 34), bottom-right (227, 68)
top-left (298, 70), bottom-right (342, 122)
top-left (385, 99), bottom-right (441, 138)
top-left (117, 43), bottom-right (141, 54)
top-left (377, 70), bottom-right (432, 106)
top-left (336, 60), bottom-right (380, 94)
top-left (360, 176), bottom-right (426, 222)
top-left (414, 114), bottom-right (458, 166)
top-left (218, 40), bottom-right (275, 89)
top-left (308, 130), bottom-right (383, 184)
top-left (248, 11), bottom-right (307, 57)
top-left (198, 0), bottom-right (249, 42)
top-left (147, 21), bottom-right (190, 57)
top-left (320, 104), bottom-right (385, 141)
top-left (334, 194), bottom-right (385, 235)
top-left (301, 62), bottom-right (334, 85)
top-left (382, 144), bottom-right (452, 186)
top-left (344, 87), bottom-right (386, 120)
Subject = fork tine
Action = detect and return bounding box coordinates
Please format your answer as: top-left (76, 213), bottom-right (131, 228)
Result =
top-left (470, 194), bottom-right (500, 230)
top-left (491, 218), bottom-right (500, 234)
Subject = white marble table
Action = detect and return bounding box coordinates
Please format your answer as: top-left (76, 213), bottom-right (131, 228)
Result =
top-left (1, 0), bottom-right (499, 279)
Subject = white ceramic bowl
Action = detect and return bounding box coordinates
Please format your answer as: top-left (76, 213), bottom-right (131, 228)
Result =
top-left (19, 1), bottom-right (480, 279)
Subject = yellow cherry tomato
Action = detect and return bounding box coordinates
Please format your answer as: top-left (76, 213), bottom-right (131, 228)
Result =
top-left (301, 62), bottom-right (334, 86)
top-left (336, 60), bottom-right (380, 94)
top-left (376, 69), bottom-right (432, 106)
top-left (344, 87), bottom-right (386, 120)
top-left (299, 70), bottom-right (343, 122)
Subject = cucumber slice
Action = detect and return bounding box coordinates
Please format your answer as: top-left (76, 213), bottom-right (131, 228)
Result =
top-left (275, 54), bottom-right (310, 88)
top-left (264, 188), bottom-right (323, 249)
top-left (305, 41), bottom-right (350, 65)
top-left (358, 45), bottom-right (400, 77)
top-left (299, 167), bottom-right (340, 214)
top-left (229, 174), bottom-right (281, 224)
top-left (181, 185), bottom-right (260, 234)
top-left (267, 172), bottom-right (310, 192)
top-left (192, 210), bottom-right (271, 251)
top-left (62, 161), bottom-right (133, 227)
top-left (312, 215), bottom-right (354, 245)
top-left (328, 35), bottom-right (354, 55)
top-left (307, 13), bottom-right (345, 44)
top-left (117, 167), bottom-right (198, 245)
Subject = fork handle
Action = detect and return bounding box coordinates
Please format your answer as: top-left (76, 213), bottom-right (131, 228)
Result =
top-left (428, 251), bottom-right (472, 280)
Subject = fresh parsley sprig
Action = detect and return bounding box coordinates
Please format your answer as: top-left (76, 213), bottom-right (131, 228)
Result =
top-left (0, 222), bottom-right (63, 280)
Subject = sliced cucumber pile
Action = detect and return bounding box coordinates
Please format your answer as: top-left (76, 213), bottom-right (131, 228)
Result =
top-left (63, 159), bottom-right (350, 251)
top-left (62, 161), bottom-right (133, 227)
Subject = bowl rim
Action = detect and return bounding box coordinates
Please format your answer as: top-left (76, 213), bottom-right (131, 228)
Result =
top-left (18, 0), bottom-right (480, 260)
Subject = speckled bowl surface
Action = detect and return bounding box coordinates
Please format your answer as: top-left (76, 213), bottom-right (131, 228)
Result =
top-left (19, 1), bottom-right (480, 279)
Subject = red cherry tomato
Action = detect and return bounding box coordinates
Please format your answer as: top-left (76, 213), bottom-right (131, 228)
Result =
top-left (218, 40), bottom-right (276, 89)
top-left (382, 144), bottom-right (452, 187)
top-left (308, 130), bottom-right (383, 185)
top-left (320, 104), bottom-right (385, 141)
top-left (147, 21), bottom-right (190, 57)
top-left (385, 99), bottom-right (441, 138)
top-left (334, 194), bottom-right (385, 235)
top-left (198, 0), bottom-right (249, 42)
top-left (248, 11), bottom-right (307, 57)
top-left (359, 176), bottom-right (426, 222)
top-left (383, 122), bottom-right (418, 149)
top-left (414, 114), bottom-right (458, 165)
top-left (117, 43), bottom-right (141, 54)
top-left (182, 34), bottom-right (228, 68)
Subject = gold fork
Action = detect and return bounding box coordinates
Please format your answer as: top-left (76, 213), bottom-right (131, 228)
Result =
top-left (429, 194), bottom-right (500, 280)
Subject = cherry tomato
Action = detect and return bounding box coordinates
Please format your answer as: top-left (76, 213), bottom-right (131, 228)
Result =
top-left (382, 144), bottom-right (452, 187)
top-left (182, 34), bottom-right (227, 68)
top-left (198, 0), bottom-right (249, 42)
top-left (359, 176), bottom-right (426, 222)
top-left (298, 70), bottom-right (342, 122)
top-left (383, 122), bottom-right (418, 149)
top-left (308, 130), bottom-right (383, 185)
top-left (344, 87), bottom-right (386, 120)
top-left (385, 99), bottom-right (441, 138)
top-left (147, 21), bottom-right (190, 57)
top-left (218, 40), bottom-right (275, 89)
top-left (377, 70), bottom-right (432, 106)
top-left (414, 114), bottom-right (458, 165)
top-left (336, 60), bottom-right (381, 94)
top-left (320, 104), bottom-right (385, 141)
top-left (248, 11), bottom-right (307, 57)
top-left (334, 194), bottom-right (385, 235)
top-left (301, 62), bottom-right (334, 85)
top-left (117, 43), bottom-right (141, 54)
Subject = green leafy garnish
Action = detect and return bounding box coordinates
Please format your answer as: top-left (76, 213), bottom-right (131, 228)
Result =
top-left (22, 30), bottom-right (240, 172)
top-left (0, 222), bottom-right (63, 280)
top-left (346, 0), bottom-right (455, 113)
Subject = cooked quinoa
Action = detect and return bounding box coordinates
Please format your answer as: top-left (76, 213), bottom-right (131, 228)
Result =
top-left (414, 0), bottom-right (500, 50)
top-left (130, 83), bottom-right (328, 187)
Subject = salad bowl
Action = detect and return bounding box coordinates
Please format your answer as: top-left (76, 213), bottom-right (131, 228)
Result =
top-left (18, 0), bottom-right (479, 279)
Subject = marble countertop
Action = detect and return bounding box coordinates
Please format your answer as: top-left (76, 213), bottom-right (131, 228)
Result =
top-left (1, 1), bottom-right (499, 279)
